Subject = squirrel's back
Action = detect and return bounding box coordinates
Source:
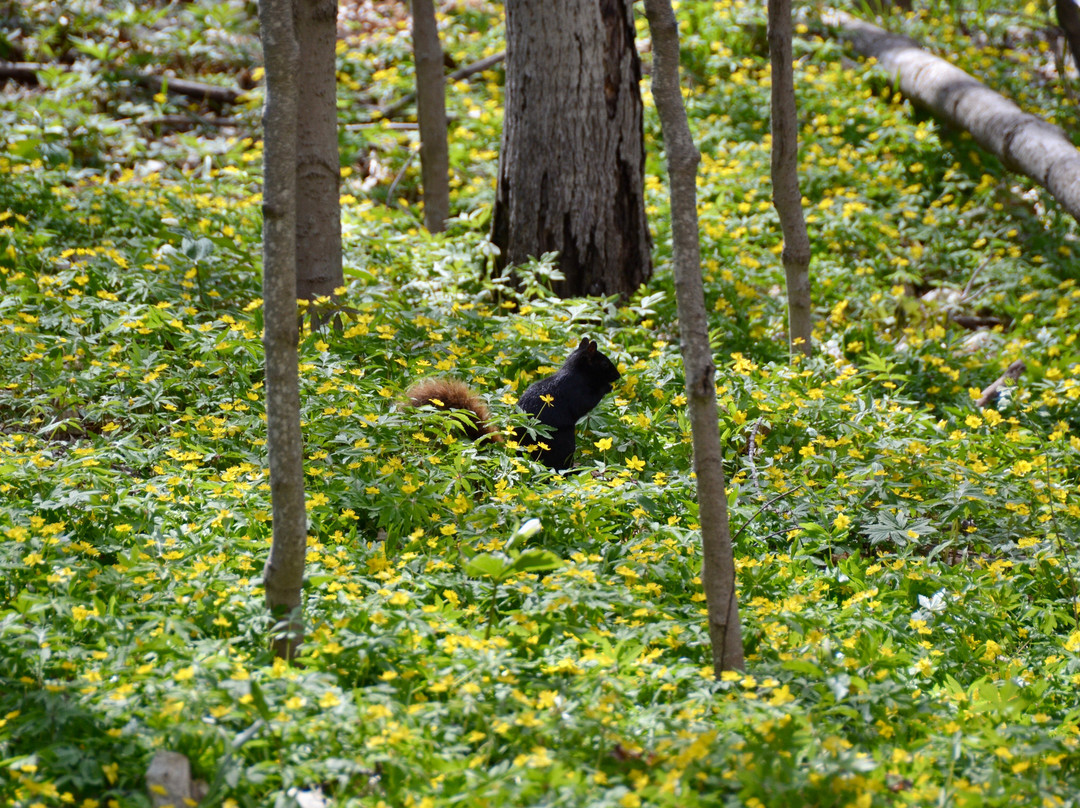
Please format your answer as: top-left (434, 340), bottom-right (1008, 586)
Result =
top-left (517, 338), bottom-right (620, 427)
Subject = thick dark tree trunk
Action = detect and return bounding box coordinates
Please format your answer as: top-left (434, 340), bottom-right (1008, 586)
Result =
top-left (492, 0), bottom-right (652, 298)
top-left (1058, 0), bottom-right (1080, 75)
top-left (411, 0), bottom-right (451, 232)
top-left (294, 0), bottom-right (344, 303)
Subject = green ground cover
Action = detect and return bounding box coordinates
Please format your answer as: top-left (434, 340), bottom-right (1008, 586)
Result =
top-left (2, 0), bottom-right (1080, 805)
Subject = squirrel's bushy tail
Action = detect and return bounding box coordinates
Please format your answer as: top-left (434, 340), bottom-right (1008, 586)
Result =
top-left (406, 378), bottom-right (502, 442)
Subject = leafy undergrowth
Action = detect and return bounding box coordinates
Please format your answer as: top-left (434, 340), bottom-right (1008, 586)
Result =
top-left (2, 0), bottom-right (1080, 806)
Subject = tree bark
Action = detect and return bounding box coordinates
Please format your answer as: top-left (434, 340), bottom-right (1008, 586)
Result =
top-left (294, 0), bottom-right (344, 303)
top-left (260, 0), bottom-right (308, 661)
top-left (411, 0), bottom-right (451, 232)
top-left (1058, 0), bottom-right (1080, 76)
top-left (643, 0), bottom-right (745, 674)
top-left (492, 0), bottom-right (652, 298)
top-left (825, 9), bottom-right (1080, 224)
top-left (769, 0), bottom-right (813, 358)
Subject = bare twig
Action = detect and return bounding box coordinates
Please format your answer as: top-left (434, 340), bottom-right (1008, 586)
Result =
top-left (731, 484), bottom-right (806, 543)
top-left (376, 51), bottom-right (505, 119)
top-left (960, 256), bottom-right (991, 300)
top-left (386, 147), bottom-right (419, 205)
top-left (746, 418), bottom-right (767, 501)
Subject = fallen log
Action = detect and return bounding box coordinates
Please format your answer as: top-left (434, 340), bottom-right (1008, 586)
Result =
top-left (138, 114), bottom-right (240, 130)
top-left (132, 72), bottom-right (244, 105)
top-left (950, 313), bottom-right (1008, 330)
top-left (0, 61), bottom-right (244, 105)
top-left (0, 62), bottom-right (40, 83)
top-left (823, 10), bottom-right (1080, 223)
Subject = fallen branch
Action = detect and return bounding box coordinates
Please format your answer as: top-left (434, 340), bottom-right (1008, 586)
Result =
top-left (344, 122), bottom-right (419, 131)
top-left (976, 359), bottom-right (1025, 408)
top-left (0, 61), bottom-right (244, 105)
top-left (386, 146), bottom-right (420, 206)
top-left (950, 313), bottom-right (1007, 330)
top-left (0, 62), bottom-right (40, 83)
top-left (745, 418), bottom-right (769, 503)
top-left (823, 10), bottom-right (1080, 223)
top-left (139, 114), bottom-right (240, 130)
top-left (376, 51), bottom-right (505, 120)
top-left (133, 72), bottom-right (244, 105)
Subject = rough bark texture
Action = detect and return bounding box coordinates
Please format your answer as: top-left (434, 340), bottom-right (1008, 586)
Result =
top-left (492, 0), bottom-right (652, 298)
top-left (260, 0), bottom-right (308, 661)
top-left (826, 9), bottom-right (1080, 223)
top-left (294, 0), bottom-right (344, 302)
top-left (643, 0), bottom-right (745, 674)
top-left (768, 0), bottom-right (813, 358)
top-left (411, 0), bottom-right (451, 232)
top-left (1058, 0), bottom-right (1080, 76)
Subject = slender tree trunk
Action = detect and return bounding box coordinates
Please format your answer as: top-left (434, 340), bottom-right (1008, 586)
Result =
top-left (411, 0), bottom-right (451, 232)
top-left (643, 0), bottom-right (745, 674)
top-left (294, 0), bottom-right (344, 303)
top-left (768, 0), bottom-right (812, 358)
top-left (260, 0), bottom-right (308, 661)
top-left (492, 0), bottom-right (652, 298)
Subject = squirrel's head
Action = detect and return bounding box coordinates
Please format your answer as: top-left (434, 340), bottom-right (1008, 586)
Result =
top-left (571, 336), bottom-right (620, 390)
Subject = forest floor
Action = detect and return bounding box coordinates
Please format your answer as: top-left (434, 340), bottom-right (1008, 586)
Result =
top-left (2, 0), bottom-right (1080, 805)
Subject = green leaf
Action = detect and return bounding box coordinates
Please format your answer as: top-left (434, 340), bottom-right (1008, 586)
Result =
top-left (781, 659), bottom-right (823, 676)
top-left (465, 553), bottom-right (509, 579)
top-left (505, 549), bottom-right (563, 575)
top-left (248, 680), bottom-right (274, 724)
top-left (70, 37), bottom-right (120, 62)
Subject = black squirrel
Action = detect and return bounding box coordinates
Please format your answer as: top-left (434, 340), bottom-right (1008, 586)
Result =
top-left (406, 337), bottom-right (620, 470)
